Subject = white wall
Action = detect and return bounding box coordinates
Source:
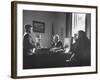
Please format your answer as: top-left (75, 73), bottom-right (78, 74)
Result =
top-left (23, 11), bottom-right (54, 47)
top-left (23, 11), bottom-right (66, 47)
top-left (0, 0), bottom-right (100, 80)
top-left (53, 12), bottom-right (66, 44)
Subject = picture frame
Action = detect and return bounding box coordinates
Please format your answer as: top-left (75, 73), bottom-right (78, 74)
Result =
top-left (11, 1), bottom-right (98, 78)
top-left (33, 21), bottom-right (45, 33)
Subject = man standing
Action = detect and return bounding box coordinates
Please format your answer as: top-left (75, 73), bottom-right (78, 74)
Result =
top-left (23, 24), bottom-right (35, 69)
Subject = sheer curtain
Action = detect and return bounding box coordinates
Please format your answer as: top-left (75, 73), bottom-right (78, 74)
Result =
top-left (72, 13), bottom-right (86, 37)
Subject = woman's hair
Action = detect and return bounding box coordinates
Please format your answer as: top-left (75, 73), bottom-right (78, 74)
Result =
top-left (54, 34), bottom-right (59, 40)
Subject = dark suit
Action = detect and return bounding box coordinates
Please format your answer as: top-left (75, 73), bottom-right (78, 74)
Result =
top-left (23, 33), bottom-right (35, 69)
top-left (71, 37), bottom-right (90, 66)
top-left (23, 33), bottom-right (35, 54)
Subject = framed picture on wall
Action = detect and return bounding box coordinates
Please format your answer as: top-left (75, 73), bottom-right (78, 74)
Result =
top-left (11, 1), bottom-right (98, 78)
top-left (33, 21), bottom-right (45, 33)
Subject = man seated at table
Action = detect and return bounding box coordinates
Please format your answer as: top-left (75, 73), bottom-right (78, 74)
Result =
top-left (50, 34), bottom-right (64, 52)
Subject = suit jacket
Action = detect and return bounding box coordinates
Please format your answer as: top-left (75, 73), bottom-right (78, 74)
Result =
top-left (71, 37), bottom-right (90, 65)
top-left (23, 33), bottom-right (35, 55)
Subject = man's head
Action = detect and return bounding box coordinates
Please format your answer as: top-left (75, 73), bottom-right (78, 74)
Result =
top-left (78, 30), bottom-right (86, 39)
top-left (25, 24), bottom-right (32, 33)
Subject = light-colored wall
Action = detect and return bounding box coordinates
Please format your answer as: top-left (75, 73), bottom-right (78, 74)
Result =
top-left (23, 11), bottom-right (66, 47)
top-left (23, 11), bottom-right (55, 47)
top-left (53, 13), bottom-right (66, 44)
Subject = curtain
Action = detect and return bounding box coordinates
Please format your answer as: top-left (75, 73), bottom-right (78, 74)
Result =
top-left (72, 13), bottom-right (86, 37)
top-left (85, 14), bottom-right (91, 39)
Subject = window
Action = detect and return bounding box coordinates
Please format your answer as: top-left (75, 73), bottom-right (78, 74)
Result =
top-left (72, 13), bottom-right (86, 37)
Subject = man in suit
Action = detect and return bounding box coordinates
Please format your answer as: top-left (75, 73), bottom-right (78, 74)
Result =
top-left (23, 24), bottom-right (35, 69)
top-left (23, 24), bottom-right (35, 55)
top-left (71, 30), bottom-right (90, 66)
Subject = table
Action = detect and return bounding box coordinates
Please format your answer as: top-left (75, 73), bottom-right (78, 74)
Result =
top-left (23, 48), bottom-right (74, 69)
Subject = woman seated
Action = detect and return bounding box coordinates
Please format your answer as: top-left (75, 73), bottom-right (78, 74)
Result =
top-left (50, 34), bottom-right (63, 52)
